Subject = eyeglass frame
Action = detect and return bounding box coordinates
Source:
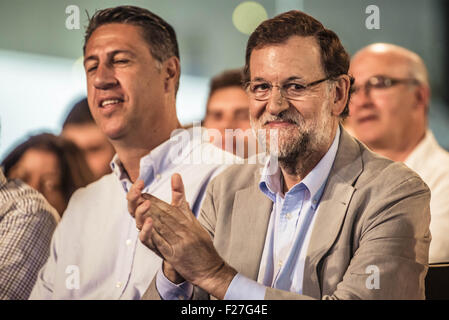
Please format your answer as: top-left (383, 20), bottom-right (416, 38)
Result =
top-left (352, 75), bottom-right (420, 97)
top-left (243, 76), bottom-right (334, 101)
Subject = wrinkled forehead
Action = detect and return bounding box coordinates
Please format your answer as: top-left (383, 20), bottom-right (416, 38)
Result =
top-left (249, 36), bottom-right (325, 81)
top-left (84, 23), bottom-right (148, 57)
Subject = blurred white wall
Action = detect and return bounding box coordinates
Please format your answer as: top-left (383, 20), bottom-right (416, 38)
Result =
top-left (0, 49), bottom-right (208, 159)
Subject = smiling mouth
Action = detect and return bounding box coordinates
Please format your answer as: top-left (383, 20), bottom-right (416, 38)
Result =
top-left (264, 120), bottom-right (297, 127)
top-left (99, 98), bottom-right (124, 108)
top-left (357, 115), bottom-right (378, 123)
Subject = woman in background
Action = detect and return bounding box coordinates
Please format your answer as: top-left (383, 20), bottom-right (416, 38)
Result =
top-left (1, 133), bottom-right (94, 216)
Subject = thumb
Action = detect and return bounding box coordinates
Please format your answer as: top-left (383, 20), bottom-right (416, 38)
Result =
top-left (171, 173), bottom-right (189, 209)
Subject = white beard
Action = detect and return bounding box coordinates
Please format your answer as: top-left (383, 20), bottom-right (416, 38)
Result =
top-left (250, 98), bottom-right (335, 162)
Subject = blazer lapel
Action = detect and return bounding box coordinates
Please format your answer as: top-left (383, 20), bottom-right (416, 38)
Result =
top-left (227, 169), bottom-right (273, 280)
top-left (302, 127), bottom-right (363, 298)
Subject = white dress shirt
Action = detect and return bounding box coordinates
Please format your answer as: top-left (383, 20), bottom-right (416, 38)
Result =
top-left (404, 130), bottom-right (449, 263)
top-left (29, 127), bottom-right (236, 299)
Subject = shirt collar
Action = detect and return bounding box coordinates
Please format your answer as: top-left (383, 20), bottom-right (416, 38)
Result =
top-left (259, 126), bottom-right (341, 207)
top-left (404, 129), bottom-right (436, 167)
top-left (109, 126), bottom-right (206, 190)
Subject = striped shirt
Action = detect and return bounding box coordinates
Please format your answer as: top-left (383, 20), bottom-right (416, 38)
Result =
top-left (0, 169), bottom-right (58, 300)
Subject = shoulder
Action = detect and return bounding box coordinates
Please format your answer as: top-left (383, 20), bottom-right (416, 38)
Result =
top-left (208, 163), bottom-right (261, 192)
top-left (67, 173), bottom-right (119, 203)
top-left (354, 139), bottom-right (429, 194)
top-left (348, 143), bottom-right (431, 235)
top-left (423, 139), bottom-right (449, 177)
top-left (62, 173), bottom-right (122, 220)
top-left (0, 179), bottom-right (58, 229)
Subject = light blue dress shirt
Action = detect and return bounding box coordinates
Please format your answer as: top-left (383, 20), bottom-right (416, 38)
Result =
top-left (29, 127), bottom-right (236, 299)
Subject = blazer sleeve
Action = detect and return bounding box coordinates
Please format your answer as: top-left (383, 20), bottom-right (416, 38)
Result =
top-left (265, 175), bottom-right (431, 300)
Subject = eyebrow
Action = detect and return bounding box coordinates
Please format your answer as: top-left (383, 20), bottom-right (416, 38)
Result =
top-left (83, 50), bottom-right (136, 66)
top-left (285, 76), bottom-right (305, 82)
top-left (251, 75), bottom-right (306, 82)
top-left (233, 107), bottom-right (250, 112)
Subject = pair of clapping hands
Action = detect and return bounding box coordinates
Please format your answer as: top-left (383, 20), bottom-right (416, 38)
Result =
top-left (126, 173), bottom-right (236, 299)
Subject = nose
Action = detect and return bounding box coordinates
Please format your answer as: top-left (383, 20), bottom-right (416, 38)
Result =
top-left (222, 115), bottom-right (238, 131)
top-left (351, 83), bottom-right (373, 109)
top-left (93, 63), bottom-right (118, 90)
top-left (266, 86), bottom-right (289, 116)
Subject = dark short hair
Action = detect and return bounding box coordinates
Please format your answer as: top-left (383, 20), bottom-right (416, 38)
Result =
top-left (208, 68), bottom-right (244, 103)
top-left (1, 133), bottom-right (94, 205)
top-left (244, 10), bottom-right (354, 118)
top-left (62, 98), bottom-right (94, 128)
top-left (83, 5), bottom-right (180, 92)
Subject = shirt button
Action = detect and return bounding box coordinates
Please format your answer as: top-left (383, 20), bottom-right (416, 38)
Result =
top-left (116, 281), bottom-right (122, 288)
top-left (126, 239), bottom-right (132, 246)
top-left (156, 174), bottom-right (161, 180)
top-left (178, 295), bottom-right (185, 300)
top-left (286, 213), bottom-right (292, 220)
top-left (278, 260), bottom-right (283, 267)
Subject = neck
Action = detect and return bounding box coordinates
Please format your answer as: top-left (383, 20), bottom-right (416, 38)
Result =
top-left (370, 128), bottom-right (426, 162)
top-left (279, 151), bottom-right (323, 193)
top-left (112, 118), bottom-right (182, 182)
top-left (279, 125), bottom-right (337, 192)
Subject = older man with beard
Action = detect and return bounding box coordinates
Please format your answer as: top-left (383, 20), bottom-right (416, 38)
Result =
top-left (128, 11), bottom-right (431, 300)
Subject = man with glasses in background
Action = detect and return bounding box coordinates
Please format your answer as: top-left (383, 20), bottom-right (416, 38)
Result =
top-left (129, 11), bottom-right (431, 300)
top-left (345, 43), bottom-right (449, 264)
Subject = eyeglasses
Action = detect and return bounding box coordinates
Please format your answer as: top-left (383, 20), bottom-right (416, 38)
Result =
top-left (353, 75), bottom-right (420, 96)
top-left (244, 77), bottom-right (331, 101)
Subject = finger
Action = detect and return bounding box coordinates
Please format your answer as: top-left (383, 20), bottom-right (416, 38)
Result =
top-left (127, 179), bottom-right (145, 216)
top-left (136, 199), bottom-right (181, 238)
top-left (141, 192), bottom-right (187, 222)
top-left (139, 217), bottom-right (164, 259)
top-left (150, 222), bottom-right (175, 260)
top-left (148, 205), bottom-right (181, 243)
top-left (135, 200), bottom-right (151, 231)
top-left (141, 192), bottom-right (192, 225)
top-left (139, 216), bottom-right (153, 244)
top-left (171, 173), bottom-right (188, 208)
top-left (141, 193), bottom-right (173, 212)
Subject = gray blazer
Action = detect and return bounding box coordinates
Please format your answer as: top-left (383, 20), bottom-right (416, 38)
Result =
top-left (143, 128), bottom-right (431, 300)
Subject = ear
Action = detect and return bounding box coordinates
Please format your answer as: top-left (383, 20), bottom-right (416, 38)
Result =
top-left (330, 75), bottom-right (351, 117)
top-left (162, 56), bottom-right (181, 94)
top-left (414, 84), bottom-right (430, 114)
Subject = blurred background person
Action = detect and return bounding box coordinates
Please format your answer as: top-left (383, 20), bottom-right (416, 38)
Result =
top-left (203, 68), bottom-right (257, 158)
top-left (345, 43), bottom-right (449, 263)
top-left (1, 133), bottom-right (94, 216)
top-left (61, 98), bottom-right (115, 180)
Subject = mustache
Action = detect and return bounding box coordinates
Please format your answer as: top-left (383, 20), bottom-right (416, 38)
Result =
top-left (261, 110), bottom-right (302, 126)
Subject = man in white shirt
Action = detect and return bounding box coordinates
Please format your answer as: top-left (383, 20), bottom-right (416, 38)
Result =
top-left (30, 5), bottom-right (235, 299)
top-left (345, 43), bottom-right (449, 263)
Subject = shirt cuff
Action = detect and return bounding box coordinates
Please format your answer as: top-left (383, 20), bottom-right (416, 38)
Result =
top-left (224, 273), bottom-right (266, 300)
top-left (155, 268), bottom-right (193, 300)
